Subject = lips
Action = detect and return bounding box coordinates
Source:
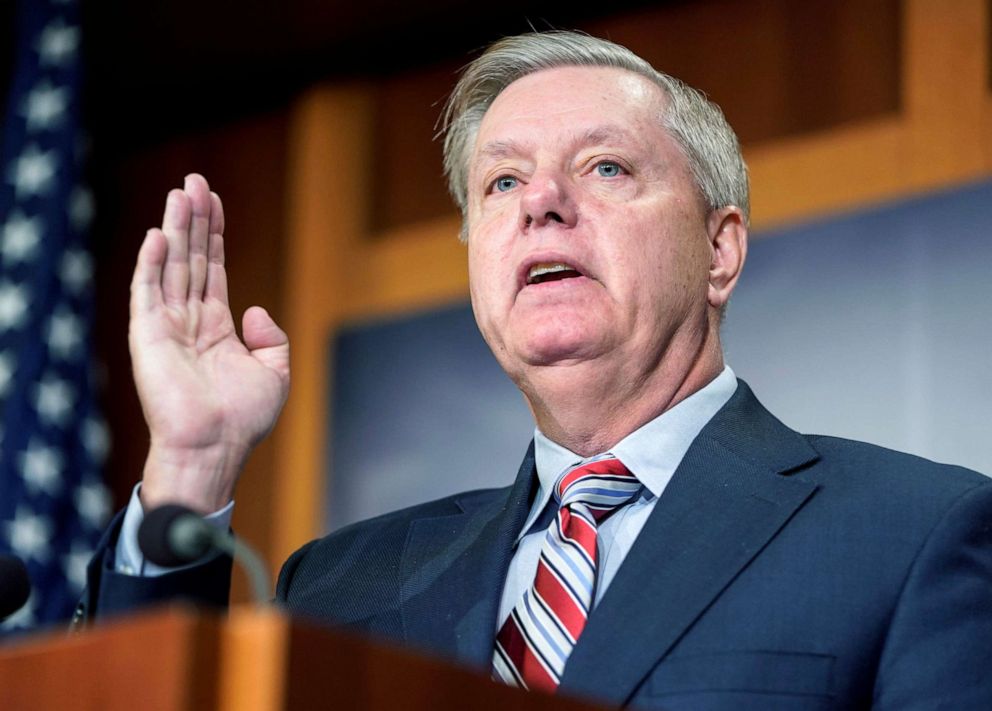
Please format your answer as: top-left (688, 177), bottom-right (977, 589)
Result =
top-left (519, 254), bottom-right (592, 290)
top-left (527, 262), bottom-right (582, 284)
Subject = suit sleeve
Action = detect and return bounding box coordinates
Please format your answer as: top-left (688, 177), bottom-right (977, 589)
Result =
top-left (75, 508), bottom-right (233, 625)
top-left (873, 480), bottom-right (992, 708)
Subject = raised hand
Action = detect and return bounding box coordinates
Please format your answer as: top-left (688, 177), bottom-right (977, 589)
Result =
top-left (130, 174), bottom-right (290, 513)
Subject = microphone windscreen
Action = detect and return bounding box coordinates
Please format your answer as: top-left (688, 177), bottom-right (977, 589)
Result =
top-left (138, 503), bottom-right (206, 567)
top-left (0, 554), bottom-right (31, 620)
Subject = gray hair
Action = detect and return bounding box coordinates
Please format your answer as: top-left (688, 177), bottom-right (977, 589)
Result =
top-left (440, 31), bottom-right (749, 238)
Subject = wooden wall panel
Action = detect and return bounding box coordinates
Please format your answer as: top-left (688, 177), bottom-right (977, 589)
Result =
top-left (369, 0), bottom-right (901, 232)
top-left (369, 63), bottom-right (462, 233)
top-left (273, 87), bottom-right (374, 564)
top-left (585, 0), bottom-right (901, 144)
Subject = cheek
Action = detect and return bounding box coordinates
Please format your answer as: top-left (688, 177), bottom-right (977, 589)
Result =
top-left (467, 243), bottom-right (504, 324)
top-left (618, 218), bottom-right (709, 303)
top-left (469, 223), bottom-right (516, 288)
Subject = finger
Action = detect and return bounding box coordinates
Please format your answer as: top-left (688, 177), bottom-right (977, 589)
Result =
top-left (130, 228), bottom-right (167, 317)
top-left (203, 190), bottom-right (227, 303)
top-left (243, 306), bottom-right (291, 381)
top-left (204, 231), bottom-right (229, 306)
top-left (184, 174), bottom-right (212, 301)
top-left (160, 188), bottom-right (191, 305)
top-left (209, 191), bottom-right (225, 235)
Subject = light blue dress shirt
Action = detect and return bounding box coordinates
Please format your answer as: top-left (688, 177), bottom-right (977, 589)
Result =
top-left (496, 366), bottom-right (737, 628)
top-left (116, 486), bottom-right (233, 576)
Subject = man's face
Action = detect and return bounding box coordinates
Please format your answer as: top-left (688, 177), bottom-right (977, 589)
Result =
top-left (466, 66), bottom-right (715, 389)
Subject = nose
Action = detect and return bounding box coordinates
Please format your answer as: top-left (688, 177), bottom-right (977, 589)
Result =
top-left (519, 173), bottom-right (577, 231)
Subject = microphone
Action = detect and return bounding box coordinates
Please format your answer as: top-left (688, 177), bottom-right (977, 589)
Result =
top-left (0, 554), bottom-right (31, 621)
top-left (137, 504), bottom-right (272, 604)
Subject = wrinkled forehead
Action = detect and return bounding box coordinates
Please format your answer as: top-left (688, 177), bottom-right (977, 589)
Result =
top-left (469, 66), bottom-right (670, 167)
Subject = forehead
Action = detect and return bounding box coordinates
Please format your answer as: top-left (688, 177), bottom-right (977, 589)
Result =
top-left (472, 66), bottom-right (668, 159)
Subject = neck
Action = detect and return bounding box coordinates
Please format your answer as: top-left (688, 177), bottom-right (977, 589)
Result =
top-left (520, 322), bottom-right (725, 457)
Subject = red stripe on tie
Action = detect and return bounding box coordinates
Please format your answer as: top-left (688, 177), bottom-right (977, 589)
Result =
top-left (559, 508), bottom-right (598, 561)
top-left (534, 558), bottom-right (587, 639)
top-left (496, 612), bottom-right (558, 692)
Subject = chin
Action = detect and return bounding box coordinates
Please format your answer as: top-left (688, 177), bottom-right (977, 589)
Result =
top-left (516, 334), bottom-right (608, 368)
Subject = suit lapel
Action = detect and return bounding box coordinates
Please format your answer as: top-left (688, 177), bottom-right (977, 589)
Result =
top-left (559, 381), bottom-right (820, 706)
top-left (398, 443), bottom-right (536, 670)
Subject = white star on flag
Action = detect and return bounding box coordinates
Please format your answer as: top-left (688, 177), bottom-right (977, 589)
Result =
top-left (82, 417), bottom-right (110, 463)
top-left (7, 144), bottom-right (59, 198)
top-left (21, 440), bottom-right (64, 496)
top-left (46, 308), bottom-right (83, 360)
top-left (74, 482), bottom-right (111, 529)
top-left (21, 80), bottom-right (70, 132)
top-left (69, 187), bottom-right (94, 231)
top-left (1, 210), bottom-right (43, 264)
top-left (6, 507), bottom-right (53, 562)
top-left (0, 281), bottom-right (29, 330)
top-left (59, 250), bottom-right (92, 294)
top-left (0, 351), bottom-right (15, 396)
top-left (37, 19), bottom-right (80, 66)
top-left (34, 375), bottom-right (76, 427)
top-left (62, 542), bottom-right (91, 592)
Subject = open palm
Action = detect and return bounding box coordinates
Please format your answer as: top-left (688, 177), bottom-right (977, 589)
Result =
top-left (130, 174), bottom-right (290, 511)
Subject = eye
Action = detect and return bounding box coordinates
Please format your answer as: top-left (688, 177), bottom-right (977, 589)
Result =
top-left (493, 175), bottom-right (518, 193)
top-left (596, 161), bottom-right (624, 178)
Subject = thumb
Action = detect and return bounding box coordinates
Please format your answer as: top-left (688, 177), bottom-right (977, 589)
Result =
top-left (242, 306), bottom-right (290, 377)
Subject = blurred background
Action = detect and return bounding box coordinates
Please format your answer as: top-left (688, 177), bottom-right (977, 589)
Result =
top-left (1, 0), bottom-right (989, 620)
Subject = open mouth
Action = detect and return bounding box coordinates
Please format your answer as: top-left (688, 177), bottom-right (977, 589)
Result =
top-left (526, 262), bottom-right (584, 285)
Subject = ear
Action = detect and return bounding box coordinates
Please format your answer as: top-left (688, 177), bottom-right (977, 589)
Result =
top-left (706, 207), bottom-right (748, 309)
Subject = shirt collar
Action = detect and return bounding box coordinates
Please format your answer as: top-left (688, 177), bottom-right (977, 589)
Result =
top-left (521, 365), bottom-right (738, 542)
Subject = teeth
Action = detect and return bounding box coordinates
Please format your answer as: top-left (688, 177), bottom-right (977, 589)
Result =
top-left (528, 263), bottom-right (574, 282)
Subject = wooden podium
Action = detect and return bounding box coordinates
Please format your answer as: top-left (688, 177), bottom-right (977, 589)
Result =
top-left (0, 606), bottom-right (605, 711)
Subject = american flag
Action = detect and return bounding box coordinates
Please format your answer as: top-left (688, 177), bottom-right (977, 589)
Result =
top-left (0, 0), bottom-right (110, 633)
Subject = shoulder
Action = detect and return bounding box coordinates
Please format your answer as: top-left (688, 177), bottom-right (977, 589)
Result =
top-left (274, 485), bottom-right (509, 612)
top-left (791, 433), bottom-right (992, 550)
top-left (318, 484), bottom-right (511, 548)
top-left (714, 380), bottom-right (990, 515)
top-left (802, 433), bottom-right (989, 495)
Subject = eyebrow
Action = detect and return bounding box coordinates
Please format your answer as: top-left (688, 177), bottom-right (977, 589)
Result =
top-left (476, 125), bottom-right (637, 163)
top-left (578, 125), bottom-right (636, 148)
top-left (476, 139), bottom-right (527, 162)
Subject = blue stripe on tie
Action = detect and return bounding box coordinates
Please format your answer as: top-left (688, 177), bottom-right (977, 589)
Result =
top-left (588, 480), bottom-right (639, 492)
top-left (540, 550), bottom-right (592, 611)
top-left (566, 491), bottom-right (633, 508)
top-left (511, 608), bottom-right (560, 682)
top-left (550, 514), bottom-right (596, 572)
top-left (544, 541), bottom-right (594, 600)
top-left (522, 590), bottom-right (568, 663)
top-left (562, 486), bottom-right (639, 506)
top-left (532, 586), bottom-right (577, 644)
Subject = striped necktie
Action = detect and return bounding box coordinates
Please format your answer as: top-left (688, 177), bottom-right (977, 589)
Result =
top-left (493, 456), bottom-right (641, 692)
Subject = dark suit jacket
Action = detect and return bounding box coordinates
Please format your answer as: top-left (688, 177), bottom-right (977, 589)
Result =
top-left (84, 381), bottom-right (992, 709)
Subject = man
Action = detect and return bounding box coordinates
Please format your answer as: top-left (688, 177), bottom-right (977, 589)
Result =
top-left (84, 32), bottom-right (992, 709)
